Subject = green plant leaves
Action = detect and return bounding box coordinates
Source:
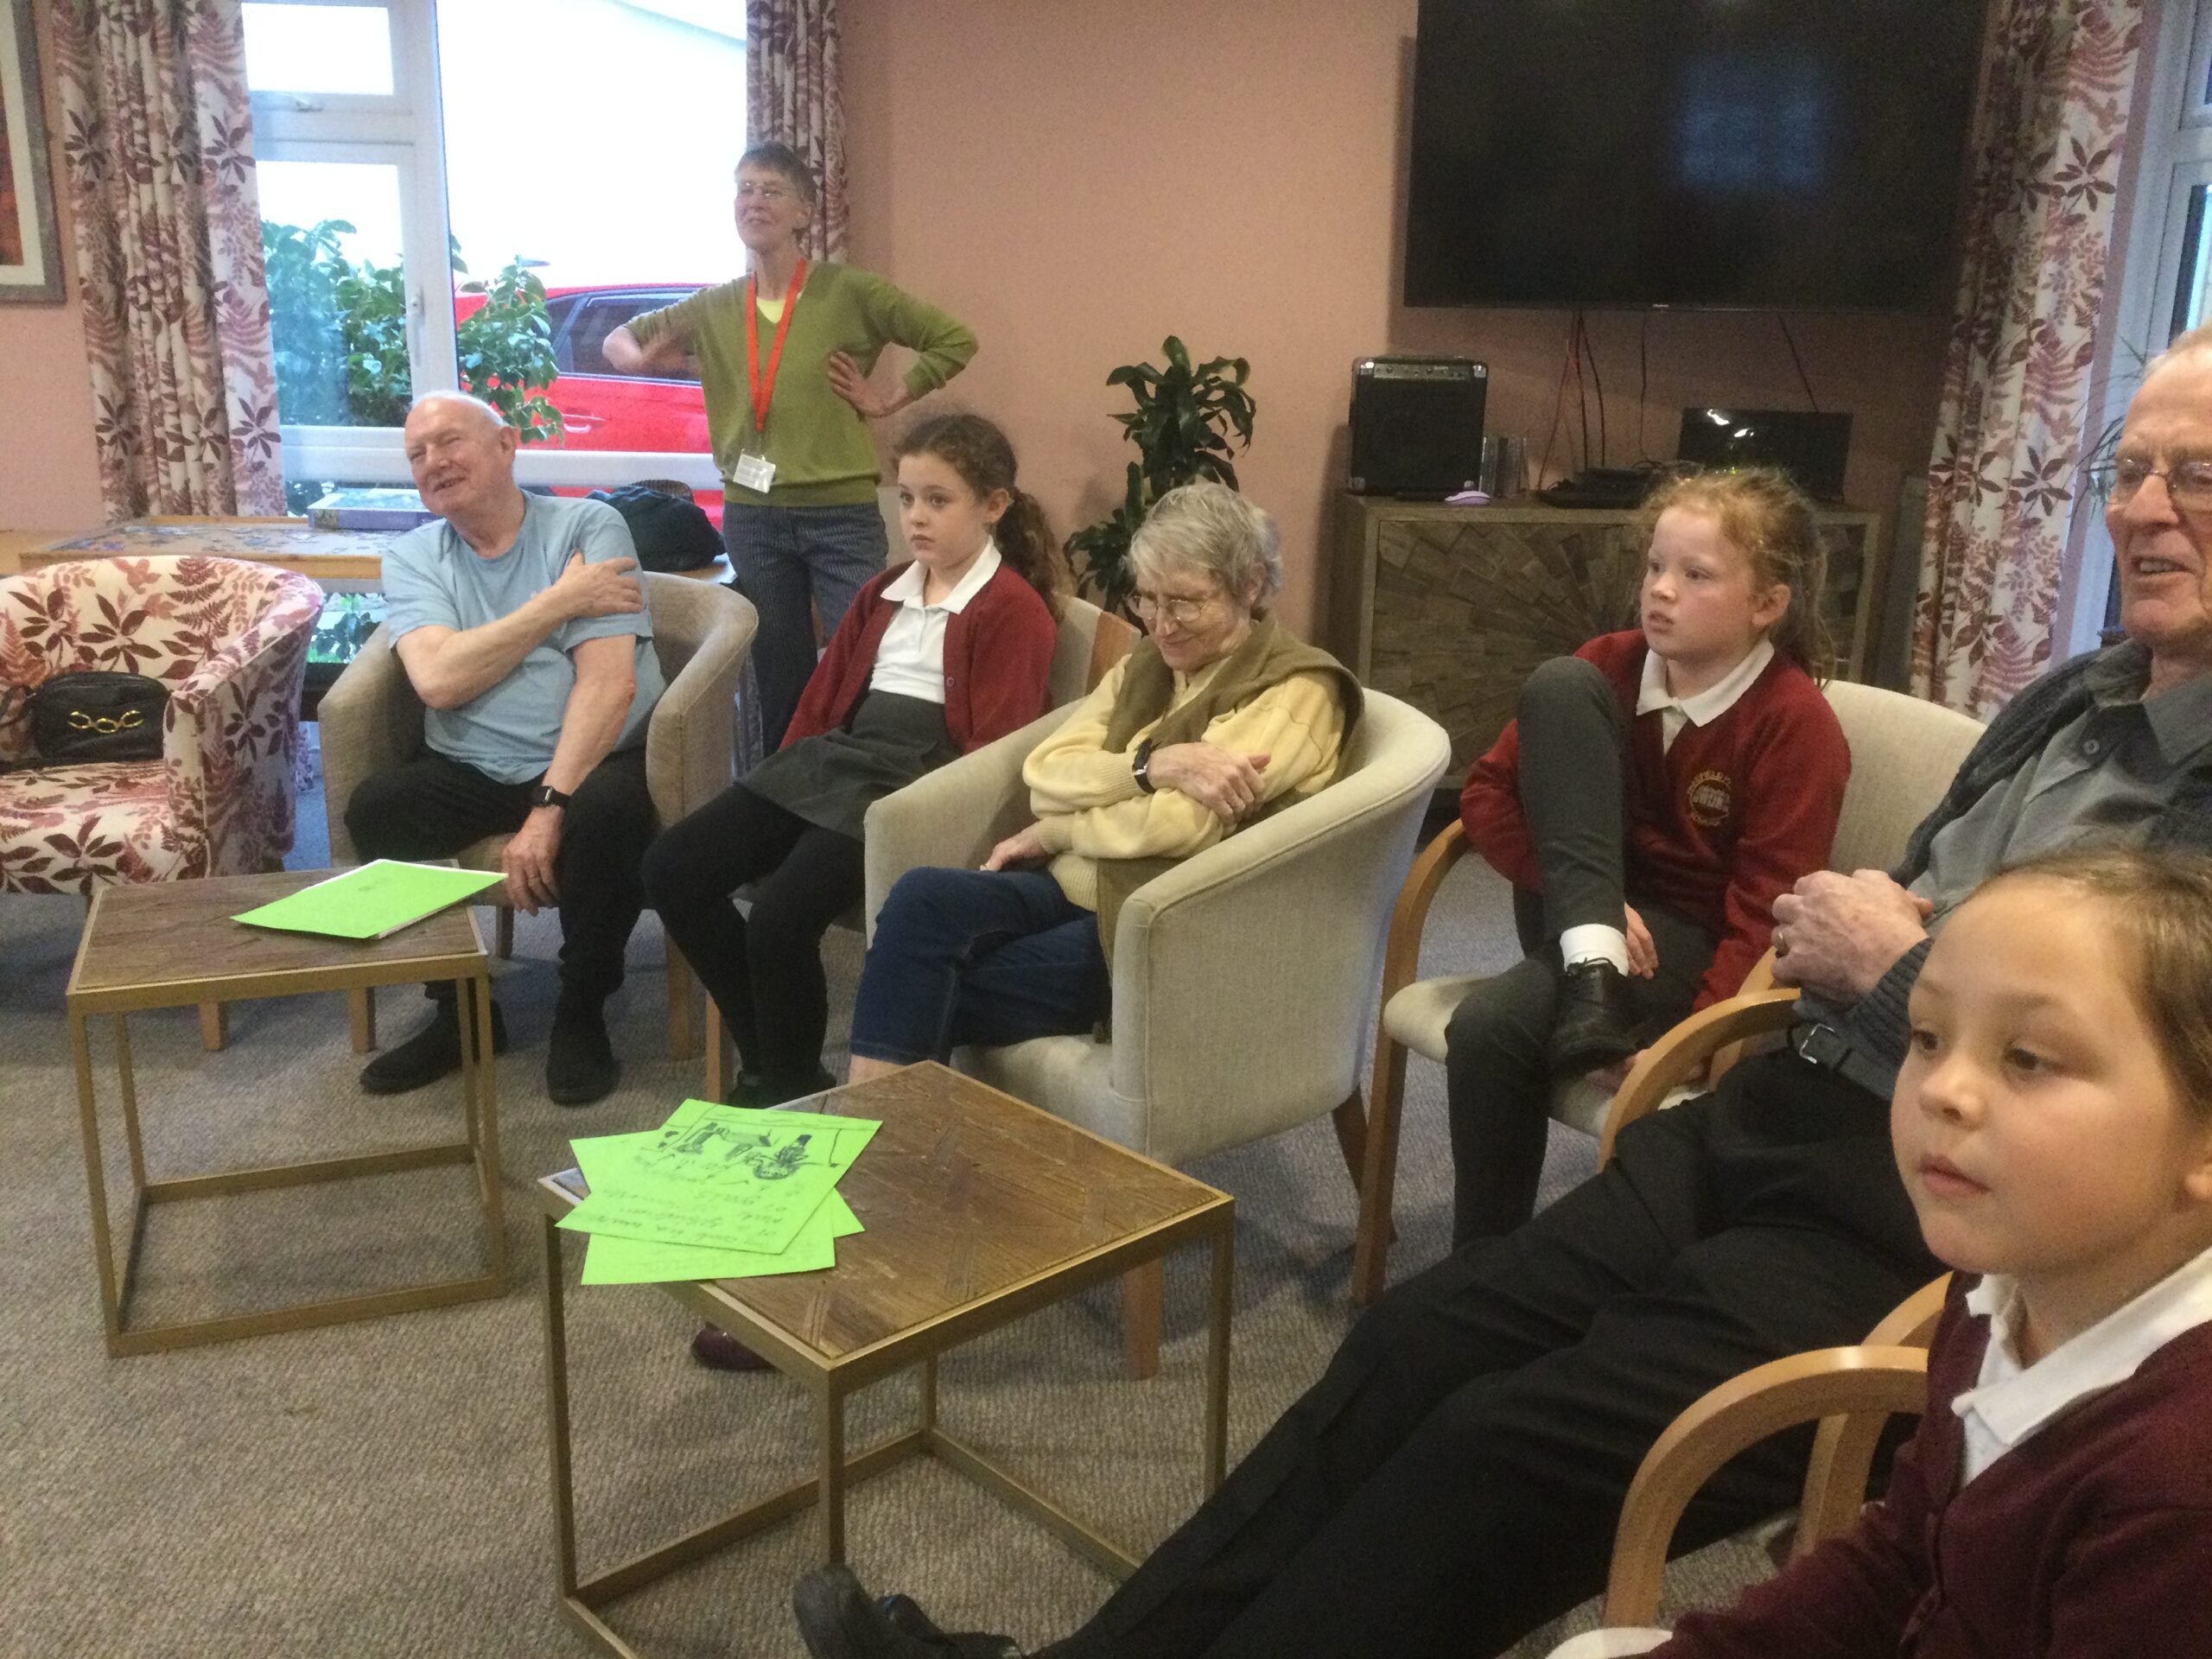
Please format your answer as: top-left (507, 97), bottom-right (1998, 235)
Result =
top-left (260, 220), bottom-right (563, 442)
top-left (1065, 336), bottom-right (1257, 614)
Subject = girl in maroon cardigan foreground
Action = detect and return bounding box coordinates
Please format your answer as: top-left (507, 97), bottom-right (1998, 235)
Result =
top-left (787, 848), bottom-right (2212, 1659)
top-left (642, 412), bottom-right (1061, 1110)
top-left (1640, 845), bottom-right (2212, 1657)
top-left (1446, 466), bottom-right (1850, 1242)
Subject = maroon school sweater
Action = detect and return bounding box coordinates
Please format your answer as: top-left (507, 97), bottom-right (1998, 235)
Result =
top-left (1459, 631), bottom-right (1849, 1007)
top-left (1652, 1284), bottom-right (2212, 1658)
top-left (780, 561), bottom-right (1057, 754)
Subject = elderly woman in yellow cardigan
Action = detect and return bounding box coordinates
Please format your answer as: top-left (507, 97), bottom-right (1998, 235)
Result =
top-left (844, 480), bottom-right (1362, 1086)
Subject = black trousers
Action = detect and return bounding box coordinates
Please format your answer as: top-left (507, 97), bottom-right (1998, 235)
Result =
top-left (1048, 1051), bottom-right (1939, 1659)
top-left (343, 747), bottom-right (655, 1003)
top-left (639, 782), bottom-right (863, 1086)
top-left (1446, 654), bottom-right (1714, 1242)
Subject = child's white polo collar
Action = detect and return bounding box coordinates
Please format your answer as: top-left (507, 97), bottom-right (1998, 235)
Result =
top-left (1634, 637), bottom-right (1775, 728)
top-left (882, 539), bottom-right (1001, 613)
top-left (1953, 1243), bottom-right (2212, 1482)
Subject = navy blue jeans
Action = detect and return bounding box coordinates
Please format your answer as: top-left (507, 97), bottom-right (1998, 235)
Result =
top-left (722, 500), bottom-right (887, 749)
top-left (848, 867), bottom-right (1112, 1064)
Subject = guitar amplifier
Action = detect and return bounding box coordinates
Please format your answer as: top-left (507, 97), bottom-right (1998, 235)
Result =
top-left (1348, 356), bottom-right (1487, 498)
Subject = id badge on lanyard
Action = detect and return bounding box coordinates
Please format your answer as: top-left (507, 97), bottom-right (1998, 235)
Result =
top-left (739, 258), bottom-right (807, 495)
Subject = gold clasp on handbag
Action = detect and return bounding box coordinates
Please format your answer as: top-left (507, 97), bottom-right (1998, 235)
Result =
top-left (67, 708), bottom-right (144, 734)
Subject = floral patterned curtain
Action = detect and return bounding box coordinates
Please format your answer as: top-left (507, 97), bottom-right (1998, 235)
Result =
top-left (1910, 0), bottom-right (2145, 716)
top-left (747, 0), bottom-right (849, 261)
top-left (48, 0), bottom-right (283, 521)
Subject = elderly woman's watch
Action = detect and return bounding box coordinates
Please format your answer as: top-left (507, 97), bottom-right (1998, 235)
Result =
top-left (1132, 739), bottom-right (1158, 795)
top-left (531, 783), bottom-right (572, 811)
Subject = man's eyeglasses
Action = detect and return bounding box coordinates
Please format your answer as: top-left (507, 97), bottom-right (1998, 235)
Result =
top-left (2093, 456), bottom-right (2212, 512)
top-left (738, 182), bottom-right (793, 202)
top-left (1130, 588), bottom-right (1218, 626)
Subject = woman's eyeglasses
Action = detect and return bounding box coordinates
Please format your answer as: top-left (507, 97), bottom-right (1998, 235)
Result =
top-left (2093, 456), bottom-right (2212, 512)
top-left (1130, 588), bottom-right (1218, 626)
top-left (737, 182), bottom-right (793, 202)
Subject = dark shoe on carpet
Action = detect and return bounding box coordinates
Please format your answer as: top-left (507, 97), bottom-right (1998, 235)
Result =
top-left (546, 996), bottom-right (619, 1106)
top-left (728, 1065), bottom-right (837, 1109)
top-left (1546, 957), bottom-right (1640, 1076)
top-left (881, 1597), bottom-right (1022, 1659)
top-left (359, 1000), bottom-right (506, 1096)
top-left (793, 1566), bottom-right (1020, 1659)
top-left (691, 1323), bottom-right (772, 1372)
top-left (765, 1064), bottom-right (838, 1105)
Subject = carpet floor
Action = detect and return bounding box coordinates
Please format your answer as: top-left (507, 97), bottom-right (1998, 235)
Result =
top-left (0, 783), bottom-right (1764, 1657)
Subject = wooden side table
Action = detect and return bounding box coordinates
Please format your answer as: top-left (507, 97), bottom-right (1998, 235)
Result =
top-left (65, 869), bottom-right (506, 1356)
top-left (538, 1064), bottom-right (1236, 1657)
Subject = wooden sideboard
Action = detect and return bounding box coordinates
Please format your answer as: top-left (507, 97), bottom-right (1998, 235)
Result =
top-left (1326, 495), bottom-right (1884, 779)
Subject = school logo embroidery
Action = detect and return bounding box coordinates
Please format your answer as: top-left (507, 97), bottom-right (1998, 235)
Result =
top-left (1687, 769), bottom-right (1733, 827)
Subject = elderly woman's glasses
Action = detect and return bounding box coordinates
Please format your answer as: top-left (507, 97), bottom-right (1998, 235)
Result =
top-left (738, 182), bottom-right (792, 202)
top-left (2094, 456), bottom-right (2212, 512)
top-left (1130, 588), bottom-right (1219, 626)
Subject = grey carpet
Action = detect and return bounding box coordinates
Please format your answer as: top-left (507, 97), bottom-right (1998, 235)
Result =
top-left (0, 775), bottom-right (1765, 1657)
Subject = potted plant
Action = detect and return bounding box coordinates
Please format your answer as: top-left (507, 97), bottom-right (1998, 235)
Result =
top-left (1064, 336), bottom-right (1256, 615)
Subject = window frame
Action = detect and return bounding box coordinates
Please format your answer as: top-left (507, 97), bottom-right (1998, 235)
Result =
top-left (2056, 0), bottom-right (2209, 658)
top-left (250, 0), bottom-right (725, 498)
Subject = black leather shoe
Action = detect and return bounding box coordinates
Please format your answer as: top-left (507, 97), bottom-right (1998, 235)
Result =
top-left (793, 1567), bottom-right (1019, 1659)
top-left (546, 996), bottom-right (619, 1106)
top-left (359, 1000), bottom-right (506, 1096)
top-left (880, 1598), bottom-right (1022, 1659)
top-left (1547, 958), bottom-right (1640, 1076)
top-left (691, 1324), bottom-right (772, 1372)
top-left (728, 1065), bottom-right (837, 1109)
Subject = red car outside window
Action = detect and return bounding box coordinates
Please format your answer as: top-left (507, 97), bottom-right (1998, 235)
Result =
top-left (455, 283), bottom-right (723, 527)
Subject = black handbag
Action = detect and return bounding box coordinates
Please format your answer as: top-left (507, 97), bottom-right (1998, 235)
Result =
top-left (0, 671), bottom-right (170, 768)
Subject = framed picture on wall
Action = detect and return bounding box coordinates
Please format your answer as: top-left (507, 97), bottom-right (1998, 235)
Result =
top-left (0, 0), bottom-right (61, 304)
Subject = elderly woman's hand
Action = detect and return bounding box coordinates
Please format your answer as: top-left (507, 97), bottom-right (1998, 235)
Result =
top-left (1147, 742), bottom-right (1273, 823)
top-left (982, 823), bottom-right (1052, 871)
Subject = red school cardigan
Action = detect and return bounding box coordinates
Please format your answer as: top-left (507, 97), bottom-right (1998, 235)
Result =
top-left (1651, 1283), bottom-right (2212, 1657)
top-left (779, 561), bottom-right (1058, 754)
top-left (1459, 630), bottom-right (1851, 1008)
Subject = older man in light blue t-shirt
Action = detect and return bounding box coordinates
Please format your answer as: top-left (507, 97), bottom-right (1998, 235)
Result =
top-left (345, 392), bottom-right (666, 1106)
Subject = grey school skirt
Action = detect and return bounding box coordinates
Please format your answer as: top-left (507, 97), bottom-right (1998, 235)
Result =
top-left (742, 690), bottom-right (958, 842)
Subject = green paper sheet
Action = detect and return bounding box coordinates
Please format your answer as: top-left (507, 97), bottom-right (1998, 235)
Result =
top-left (232, 860), bottom-right (505, 940)
top-left (578, 1195), bottom-right (861, 1285)
top-left (559, 1105), bottom-right (879, 1255)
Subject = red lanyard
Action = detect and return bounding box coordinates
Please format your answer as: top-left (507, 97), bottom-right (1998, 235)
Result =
top-left (745, 257), bottom-right (808, 435)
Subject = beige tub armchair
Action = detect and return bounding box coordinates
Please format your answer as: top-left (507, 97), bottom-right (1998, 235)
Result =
top-left (1360, 678), bottom-right (1988, 1304)
top-left (320, 572), bottom-right (757, 1058)
top-left (863, 687), bottom-right (1452, 1371)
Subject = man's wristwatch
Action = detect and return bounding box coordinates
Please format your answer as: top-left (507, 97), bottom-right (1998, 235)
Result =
top-left (1132, 739), bottom-right (1158, 795)
top-left (531, 783), bottom-right (572, 811)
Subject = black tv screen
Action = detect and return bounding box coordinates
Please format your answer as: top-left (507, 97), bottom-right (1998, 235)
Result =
top-left (1404, 0), bottom-right (1986, 310)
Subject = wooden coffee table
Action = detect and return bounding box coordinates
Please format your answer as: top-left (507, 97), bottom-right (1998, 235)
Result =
top-left (65, 869), bottom-right (505, 1356)
top-left (537, 1063), bottom-right (1235, 1657)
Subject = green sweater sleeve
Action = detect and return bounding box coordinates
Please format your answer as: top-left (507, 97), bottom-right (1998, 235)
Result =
top-left (842, 267), bottom-right (978, 398)
top-left (620, 266), bottom-right (976, 507)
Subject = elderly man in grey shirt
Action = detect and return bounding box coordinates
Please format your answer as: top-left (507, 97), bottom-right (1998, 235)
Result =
top-left (345, 393), bottom-right (665, 1108)
top-left (789, 338), bottom-right (2212, 1659)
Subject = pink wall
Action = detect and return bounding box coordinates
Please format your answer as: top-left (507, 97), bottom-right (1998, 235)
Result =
top-left (0, 2), bottom-right (1958, 601)
top-left (842, 0), bottom-right (1950, 637)
top-left (0, 2), bottom-right (103, 532)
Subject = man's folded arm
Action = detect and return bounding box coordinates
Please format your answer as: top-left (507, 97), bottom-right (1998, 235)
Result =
top-left (395, 585), bottom-right (571, 710)
top-left (543, 634), bottom-right (639, 794)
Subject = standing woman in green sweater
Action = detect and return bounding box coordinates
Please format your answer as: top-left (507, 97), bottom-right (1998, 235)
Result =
top-left (605, 140), bottom-right (977, 747)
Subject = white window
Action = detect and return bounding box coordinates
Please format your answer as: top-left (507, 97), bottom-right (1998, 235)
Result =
top-left (2063, 0), bottom-right (2212, 654)
top-left (245, 0), bottom-right (746, 520)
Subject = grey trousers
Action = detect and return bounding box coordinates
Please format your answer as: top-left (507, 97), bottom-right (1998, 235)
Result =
top-left (1445, 657), bottom-right (1713, 1243)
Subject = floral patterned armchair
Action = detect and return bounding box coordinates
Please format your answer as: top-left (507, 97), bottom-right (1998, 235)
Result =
top-left (0, 555), bottom-right (324, 896)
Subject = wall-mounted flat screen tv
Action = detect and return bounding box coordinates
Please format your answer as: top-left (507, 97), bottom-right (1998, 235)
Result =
top-left (1403, 0), bottom-right (1986, 310)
